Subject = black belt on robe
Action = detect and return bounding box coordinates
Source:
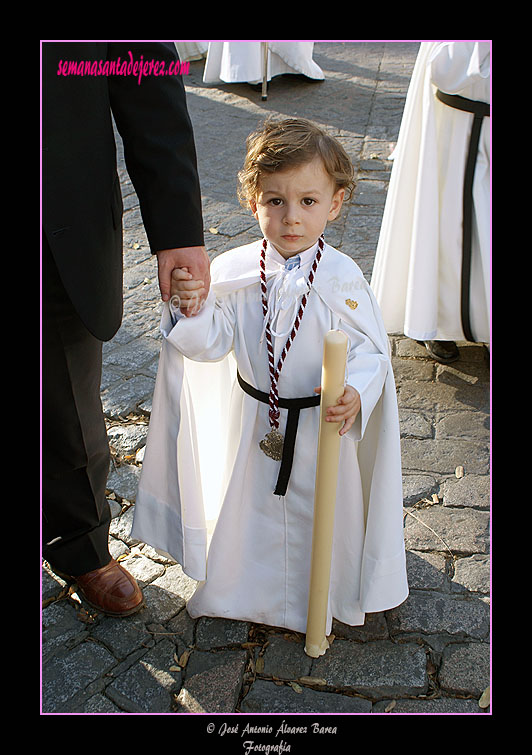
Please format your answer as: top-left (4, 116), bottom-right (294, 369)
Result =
top-left (237, 371), bottom-right (321, 496)
top-left (435, 89), bottom-right (490, 343)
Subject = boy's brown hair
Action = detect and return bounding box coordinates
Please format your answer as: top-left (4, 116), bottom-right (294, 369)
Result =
top-left (237, 117), bottom-right (356, 208)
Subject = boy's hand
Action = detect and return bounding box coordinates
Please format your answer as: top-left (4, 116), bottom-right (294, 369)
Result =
top-left (156, 246), bottom-right (210, 307)
top-left (314, 384), bottom-right (361, 436)
top-left (170, 267), bottom-right (206, 317)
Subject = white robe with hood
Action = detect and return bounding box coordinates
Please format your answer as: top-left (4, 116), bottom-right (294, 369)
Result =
top-left (371, 41), bottom-right (491, 343)
top-left (131, 239), bottom-right (408, 634)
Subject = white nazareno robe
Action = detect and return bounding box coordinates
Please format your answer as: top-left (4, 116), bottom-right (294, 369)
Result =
top-left (174, 41), bottom-right (208, 62)
top-left (202, 41), bottom-right (324, 84)
top-left (371, 41), bottom-right (490, 343)
top-left (131, 240), bottom-right (408, 634)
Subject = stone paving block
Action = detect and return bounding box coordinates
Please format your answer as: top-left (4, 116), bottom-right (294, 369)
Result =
top-left (117, 305), bottom-right (160, 338)
top-left (261, 634), bottom-right (313, 680)
top-left (240, 679), bottom-right (372, 713)
top-left (42, 600), bottom-right (89, 661)
top-left (90, 613), bottom-right (153, 659)
top-left (122, 258), bottom-right (158, 289)
top-left (402, 473), bottom-right (439, 505)
top-left (106, 639), bottom-right (181, 713)
top-left (156, 563), bottom-right (197, 599)
top-left (355, 178), bottom-right (388, 205)
top-left (343, 209), bottom-right (383, 238)
top-left (138, 395), bottom-right (153, 415)
top-left (106, 422), bottom-right (149, 456)
top-left (108, 536), bottom-right (130, 561)
top-left (103, 337), bottom-right (160, 375)
top-left (436, 358), bottom-right (490, 388)
top-left (42, 642), bottom-right (117, 712)
top-left (122, 279), bottom-right (161, 307)
top-left (139, 544), bottom-right (176, 564)
top-left (399, 409), bottom-right (433, 438)
top-left (360, 137), bottom-right (394, 159)
top-left (395, 338), bottom-right (434, 359)
top-left (332, 612), bottom-right (389, 642)
top-left (388, 591), bottom-right (490, 639)
top-left (122, 204), bottom-right (143, 230)
top-left (440, 474), bottom-right (490, 509)
top-left (373, 697), bottom-right (483, 713)
top-left (311, 639), bottom-right (428, 697)
top-left (454, 343), bottom-right (489, 364)
top-left (404, 505), bottom-right (490, 555)
top-left (215, 213), bottom-right (257, 237)
top-left (108, 498), bottom-right (122, 518)
top-left (398, 380), bottom-right (489, 414)
top-left (142, 564), bottom-right (196, 623)
top-left (393, 357), bottom-right (435, 385)
top-left (166, 608), bottom-right (196, 647)
top-left (106, 465), bottom-right (141, 502)
top-left (175, 649), bottom-right (247, 713)
top-left (82, 693), bottom-right (123, 713)
top-left (109, 504), bottom-right (139, 544)
top-left (42, 565), bottom-right (68, 604)
top-left (435, 411), bottom-right (490, 442)
top-left (141, 587), bottom-right (184, 625)
top-left (101, 375), bottom-right (155, 418)
top-left (119, 552), bottom-right (166, 586)
top-left (439, 642), bottom-right (490, 697)
top-left (451, 554), bottom-right (490, 595)
top-left (196, 617), bottom-right (250, 649)
top-left (406, 550), bottom-right (448, 591)
top-left (401, 438), bottom-right (489, 475)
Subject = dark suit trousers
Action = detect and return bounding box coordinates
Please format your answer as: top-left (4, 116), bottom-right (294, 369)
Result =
top-left (42, 237), bottom-right (112, 575)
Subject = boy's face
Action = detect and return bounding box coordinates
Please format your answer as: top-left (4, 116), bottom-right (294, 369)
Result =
top-left (249, 157), bottom-right (345, 258)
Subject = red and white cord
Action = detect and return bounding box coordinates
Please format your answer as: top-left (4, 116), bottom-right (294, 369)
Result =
top-left (260, 235), bottom-right (324, 430)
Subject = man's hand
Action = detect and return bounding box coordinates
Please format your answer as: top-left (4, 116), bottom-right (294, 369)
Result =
top-left (156, 246), bottom-right (211, 314)
top-left (314, 384), bottom-right (361, 436)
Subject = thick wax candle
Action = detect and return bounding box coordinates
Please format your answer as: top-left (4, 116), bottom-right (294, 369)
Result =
top-left (305, 329), bottom-right (348, 658)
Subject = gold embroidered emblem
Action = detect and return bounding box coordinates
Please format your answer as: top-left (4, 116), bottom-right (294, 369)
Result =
top-left (345, 299), bottom-right (358, 310)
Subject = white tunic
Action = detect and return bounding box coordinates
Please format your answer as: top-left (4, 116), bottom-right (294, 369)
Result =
top-left (174, 41), bottom-right (208, 62)
top-left (202, 41), bottom-right (324, 84)
top-left (132, 240), bottom-right (408, 634)
top-left (371, 41), bottom-right (491, 343)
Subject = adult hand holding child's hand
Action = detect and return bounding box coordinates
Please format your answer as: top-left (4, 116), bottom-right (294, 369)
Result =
top-left (156, 246), bottom-right (211, 316)
top-left (170, 267), bottom-right (207, 317)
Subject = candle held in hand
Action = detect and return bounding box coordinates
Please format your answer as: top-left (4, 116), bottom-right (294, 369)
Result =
top-left (305, 329), bottom-right (348, 658)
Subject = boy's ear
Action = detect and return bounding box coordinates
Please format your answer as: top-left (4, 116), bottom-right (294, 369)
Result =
top-left (249, 198), bottom-right (258, 217)
top-left (328, 188), bottom-right (345, 221)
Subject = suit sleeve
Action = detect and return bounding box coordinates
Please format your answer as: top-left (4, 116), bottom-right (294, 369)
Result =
top-left (107, 42), bottom-right (204, 252)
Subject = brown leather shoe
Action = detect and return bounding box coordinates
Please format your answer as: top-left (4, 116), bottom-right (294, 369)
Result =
top-left (73, 559), bottom-right (145, 617)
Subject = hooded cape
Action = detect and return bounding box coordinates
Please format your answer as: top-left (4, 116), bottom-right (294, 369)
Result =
top-left (131, 240), bottom-right (408, 624)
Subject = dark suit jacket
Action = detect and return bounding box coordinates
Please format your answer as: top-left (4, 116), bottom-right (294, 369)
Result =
top-left (42, 41), bottom-right (204, 341)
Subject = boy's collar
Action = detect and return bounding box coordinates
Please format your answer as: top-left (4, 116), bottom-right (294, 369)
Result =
top-left (266, 239), bottom-right (320, 268)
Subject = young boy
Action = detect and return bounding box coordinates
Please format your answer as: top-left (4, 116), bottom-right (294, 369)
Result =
top-left (132, 118), bottom-right (408, 634)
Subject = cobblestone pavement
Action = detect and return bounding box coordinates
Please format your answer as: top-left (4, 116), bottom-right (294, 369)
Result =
top-left (42, 42), bottom-right (491, 722)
